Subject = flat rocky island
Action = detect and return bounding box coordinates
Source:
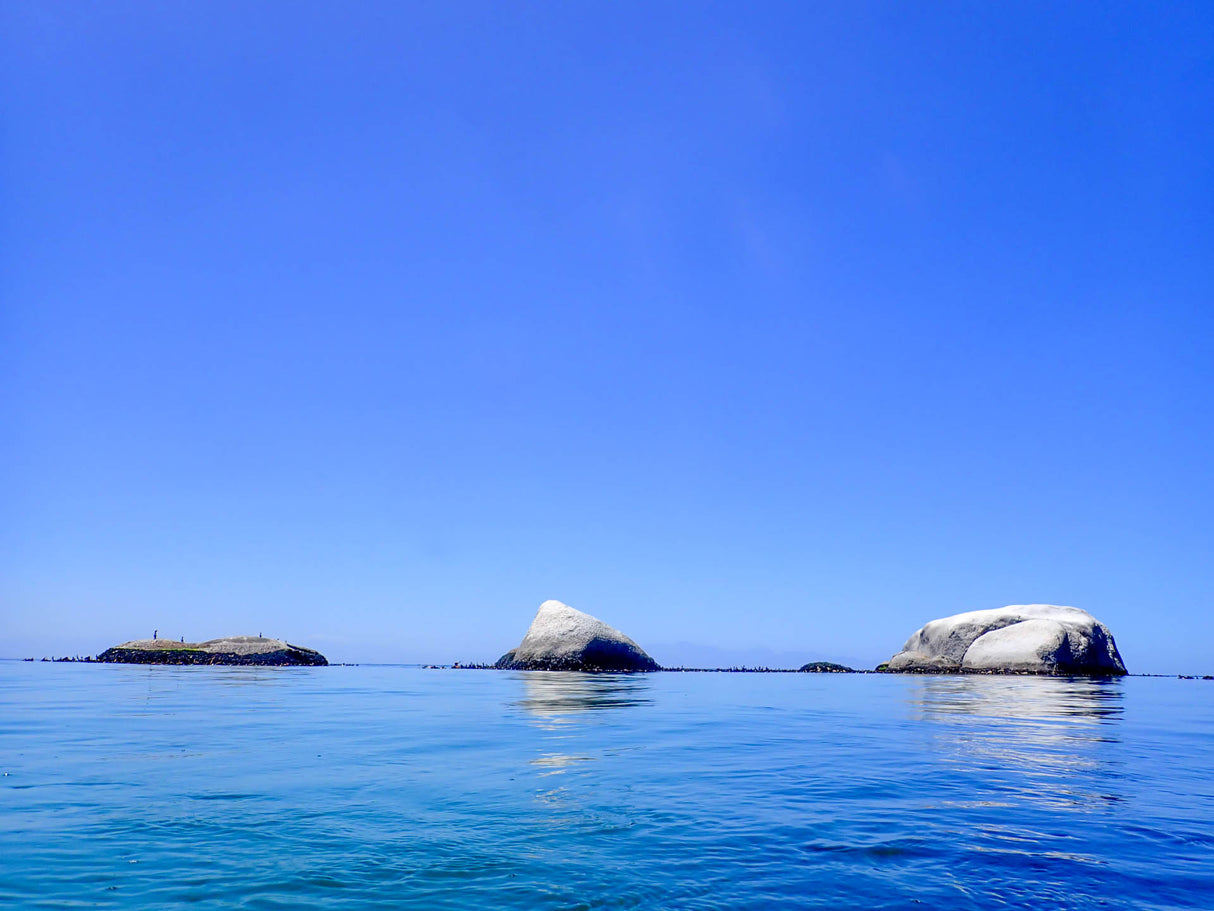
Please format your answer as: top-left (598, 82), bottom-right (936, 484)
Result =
top-left (97, 636), bottom-right (327, 666)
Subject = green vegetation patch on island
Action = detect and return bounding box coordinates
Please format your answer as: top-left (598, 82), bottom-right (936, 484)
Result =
top-left (97, 636), bottom-right (327, 667)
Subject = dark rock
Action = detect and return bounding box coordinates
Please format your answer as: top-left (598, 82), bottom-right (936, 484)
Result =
top-left (799, 661), bottom-right (855, 673)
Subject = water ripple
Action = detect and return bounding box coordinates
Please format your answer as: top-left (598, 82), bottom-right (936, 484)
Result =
top-left (1, 664), bottom-right (1211, 909)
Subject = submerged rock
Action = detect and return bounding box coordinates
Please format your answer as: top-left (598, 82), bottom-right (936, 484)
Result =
top-left (884, 605), bottom-right (1126, 676)
top-left (799, 661), bottom-right (855, 673)
top-left (97, 636), bottom-right (327, 667)
top-left (495, 600), bottom-right (660, 672)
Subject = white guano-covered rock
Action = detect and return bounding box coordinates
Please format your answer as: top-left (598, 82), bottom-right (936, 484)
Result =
top-left (495, 600), bottom-right (660, 672)
top-left (885, 605), bottom-right (1126, 675)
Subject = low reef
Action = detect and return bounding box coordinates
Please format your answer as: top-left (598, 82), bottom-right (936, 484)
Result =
top-left (799, 661), bottom-right (855, 673)
top-left (96, 636), bottom-right (328, 667)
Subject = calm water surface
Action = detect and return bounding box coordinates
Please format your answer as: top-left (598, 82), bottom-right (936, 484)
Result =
top-left (2, 663), bottom-right (1211, 909)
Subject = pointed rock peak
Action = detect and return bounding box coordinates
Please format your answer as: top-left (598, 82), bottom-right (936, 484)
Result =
top-left (535, 599), bottom-right (581, 617)
top-left (531, 599), bottom-right (605, 628)
top-left (496, 600), bottom-right (660, 672)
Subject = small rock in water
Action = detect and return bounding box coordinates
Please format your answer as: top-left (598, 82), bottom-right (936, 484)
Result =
top-left (798, 661), bottom-right (855, 673)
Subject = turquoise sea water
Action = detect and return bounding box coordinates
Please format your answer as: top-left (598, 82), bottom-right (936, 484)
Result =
top-left (2, 663), bottom-right (1212, 910)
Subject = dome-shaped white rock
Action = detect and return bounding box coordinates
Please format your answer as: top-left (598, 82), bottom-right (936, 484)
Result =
top-left (495, 600), bottom-right (660, 672)
top-left (885, 605), bottom-right (1125, 675)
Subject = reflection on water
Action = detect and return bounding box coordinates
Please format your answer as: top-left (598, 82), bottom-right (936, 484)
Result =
top-left (907, 675), bottom-right (1126, 809)
top-left (529, 753), bottom-right (596, 777)
top-left (512, 673), bottom-right (652, 794)
top-left (511, 672), bottom-right (653, 721)
top-left (114, 663), bottom-right (316, 691)
top-left (908, 675), bottom-right (1125, 725)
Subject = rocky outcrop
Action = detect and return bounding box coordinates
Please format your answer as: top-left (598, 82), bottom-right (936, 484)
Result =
top-left (799, 661), bottom-right (855, 673)
top-left (97, 636), bottom-right (327, 666)
top-left (884, 605), bottom-right (1126, 676)
top-left (495, 600), bottom-right (660, 672)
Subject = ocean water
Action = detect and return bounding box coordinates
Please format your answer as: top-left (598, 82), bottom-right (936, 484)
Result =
top-left (2, 663), bottom-right (1211, 910)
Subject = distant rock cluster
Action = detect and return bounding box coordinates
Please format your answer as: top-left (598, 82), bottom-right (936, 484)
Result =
top-left (492, 600), bottom-right (1126, 676)
top-left (77, 602), bottom-right (1128, 676)
top-left (96, 636), bottom-right (327, 667)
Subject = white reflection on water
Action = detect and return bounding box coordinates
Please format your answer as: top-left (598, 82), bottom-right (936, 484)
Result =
top-left (529, 753), bottom-right (596, 777)
top-left (906, 675), bottom-right (1125, 809)
top-left (511, 671), bottom-right (653, 724)
top-left (509, 673), bottom-right (652, 805)
top-left (908, 675), bottom-right (1125, 726)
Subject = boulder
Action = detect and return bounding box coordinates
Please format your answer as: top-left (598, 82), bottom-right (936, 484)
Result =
top-left (495, 600), bottom-right (660, 672)
top-left (97, 636), bottom-right (327, 666)
top-left (884, 605), bottom-right (1125, 675)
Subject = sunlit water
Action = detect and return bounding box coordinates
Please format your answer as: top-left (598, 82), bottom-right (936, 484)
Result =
top-left (2, 663), bottom-right (1211, 909)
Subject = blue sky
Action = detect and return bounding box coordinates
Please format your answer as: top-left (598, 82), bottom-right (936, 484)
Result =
top-left (2, 2), bottom-right (1211, 672)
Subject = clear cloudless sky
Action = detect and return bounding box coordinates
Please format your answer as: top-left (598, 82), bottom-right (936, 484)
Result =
top-left (2, 2), bottom-right (1211, 672)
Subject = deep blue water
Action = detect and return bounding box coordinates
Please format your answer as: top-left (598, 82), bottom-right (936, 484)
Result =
top-left (2, 663), bottom-right (1212, 910)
